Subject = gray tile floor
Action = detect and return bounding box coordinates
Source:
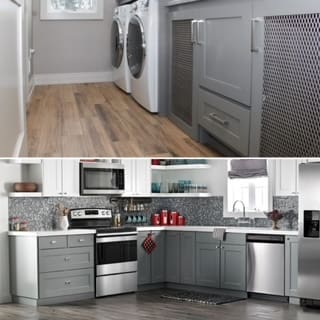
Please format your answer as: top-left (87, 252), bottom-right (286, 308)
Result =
top-left (0, 290), bottom-right (320, 320)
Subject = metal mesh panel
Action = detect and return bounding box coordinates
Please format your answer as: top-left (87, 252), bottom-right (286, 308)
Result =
top-left (172, 20), bottom-right (193, 127)
top-left (260, 14), bottom-right (320, 157)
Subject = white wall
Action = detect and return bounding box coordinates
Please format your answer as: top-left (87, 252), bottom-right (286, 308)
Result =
top-left (32, 0), bottom-right (116, 76)
top-left (0, 162), bottom-right (22, 304)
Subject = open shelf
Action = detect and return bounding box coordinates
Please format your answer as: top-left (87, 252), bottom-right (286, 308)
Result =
top-left (151, 193), bottom-right (213, 198)
top-left (9, 192), bottom-right (43, 198)
top-left (151, 164), bottom-right (210, 171)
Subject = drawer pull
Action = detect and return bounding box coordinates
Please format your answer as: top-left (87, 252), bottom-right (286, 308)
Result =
top-left (78, 239), bottom-right (85, 242)
top-left (65, 280), bottom-right (71, 285)
top-left (50, 240), bottom-right (57, 244)
top-left (208, 113), bottom-right (229, 126)
top-left (64, 256), bottom-right (71, 262)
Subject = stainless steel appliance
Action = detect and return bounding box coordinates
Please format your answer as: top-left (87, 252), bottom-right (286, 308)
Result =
top-left (247, 234), bottom-right (285, 296)
top-left (298, 163), bottom-right (320, 302)
top-left (80, 162), bottom-right (125, 195)
top-left (69, 208), bottom-right (138, 297)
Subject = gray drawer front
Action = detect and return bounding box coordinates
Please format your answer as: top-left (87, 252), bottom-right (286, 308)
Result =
top-left (196, 232), bottom-right (220, 244)
top-left (39, 269), bottom-right (94, 299)
top-left (199, 89), bottom-right (250, 155)
top-left (223, 233), bottom-right (246, 245)
top-left (39, 247), bottom-right (94, 273)
top-left (68, 235), bottom-right (94, 248)
top-left (39, 236), bottom-right (67, 250)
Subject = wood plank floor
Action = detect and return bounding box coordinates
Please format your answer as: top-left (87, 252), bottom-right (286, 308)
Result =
top-left (0, 290), bottom-right (319, 320)
top-left (27, 83), bottom-right (220, 157)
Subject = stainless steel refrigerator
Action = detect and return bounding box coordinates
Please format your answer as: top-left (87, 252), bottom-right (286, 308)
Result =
top-left (298, 162), bottom-right (320, 301)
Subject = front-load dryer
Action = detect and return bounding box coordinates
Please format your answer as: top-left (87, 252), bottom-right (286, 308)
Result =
top-left (127, 0), bottom-right (159, 113)
top-left (111, 4), bottom-right (132, 93)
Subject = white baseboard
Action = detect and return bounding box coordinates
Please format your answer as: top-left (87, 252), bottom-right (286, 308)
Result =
top-left (34, 71), bottom-right (113, 86)
top-left (0, 296), bottom-right (12, 304)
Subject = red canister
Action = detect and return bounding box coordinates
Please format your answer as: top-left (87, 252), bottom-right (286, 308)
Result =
top-left (169, 211), bottom-right (178, 225)
top-left (160, 210), bottom-right (168, 225)
top-left (151, 214), bottom-right (160, 226)
top-left (177, 215), bottom-right (186, 226)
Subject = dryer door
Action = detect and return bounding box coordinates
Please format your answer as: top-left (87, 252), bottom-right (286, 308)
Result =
top-left (127, 15), bottom-right (146, 79)
top-left (111, 18), bottom-right (124, 69)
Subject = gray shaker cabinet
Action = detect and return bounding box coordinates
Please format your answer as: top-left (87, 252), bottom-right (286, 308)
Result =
top-left (138, 231), bottom-right (166, 285)
top-left (137, 232), bottom-right (152, 285)
top-left (166, 231), bottom-right (181, 283)
top-left (220, 244), bottom-right (246, 291)
top-left (180, 232), bottom-right (196, 285)
top-left (197, 0), bottom-right (253, 106)
top-left (195, 236), bottom-right (220, 288)
top-left (285, 236), bottom-right (299, 297)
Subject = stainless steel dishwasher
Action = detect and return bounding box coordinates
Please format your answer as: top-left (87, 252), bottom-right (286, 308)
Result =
top-left (247, 234), bottom-right (285, 296)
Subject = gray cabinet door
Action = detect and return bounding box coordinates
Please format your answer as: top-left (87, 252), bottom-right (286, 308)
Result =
top-left (220, 244), bottom-right (246, 291)
top-left (197, 0), bottom-right (253, 106)
top-left (137, 232), bottom-right (151, 285)
top-left (180, 232), bottom-right (196, 285)
top-left (151, 231), bottom-right (165, 284)
top-left (196, 241), bottom-right (220, 288)
top-left (166, 231), bottom-right (180, 283)
top-left (39, 268), bottom-right (94, 299)
top-left (285, 236), bottom-right (299, 297)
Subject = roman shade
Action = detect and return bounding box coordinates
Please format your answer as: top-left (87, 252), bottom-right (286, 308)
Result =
top-left (228, 159), bottom-right (268, 179)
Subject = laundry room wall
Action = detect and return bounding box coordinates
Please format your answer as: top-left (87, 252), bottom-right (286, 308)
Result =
top-left (32, 0), bottom-right (116, 81)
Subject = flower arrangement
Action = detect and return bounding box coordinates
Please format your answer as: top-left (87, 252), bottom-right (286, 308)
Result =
top-left (264, 210), bottom-right (284, 230)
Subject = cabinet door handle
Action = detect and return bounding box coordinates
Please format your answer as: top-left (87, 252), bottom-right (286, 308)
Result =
top-left (251, 17), bottom-right (264, 53)
top-left (208, 113), bottom-right (229, 126)
top-left (191, 20), bottom-right (197, 43)
top-left (215, 245), bottom-right (220, 249)
top-left (197, 20), bottom-right (205, 45)
top-left (65, 280), bottom-right (71, 285)
top-left (50, 240), bottom-right (57, 244)
top-left (64, 256), bottom-right (71, 262)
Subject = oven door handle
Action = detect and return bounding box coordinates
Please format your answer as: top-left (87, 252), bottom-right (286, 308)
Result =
top-left (97, 232), bottom-right (138, 237)
top-left (96, 235), bottom-right (137, 243)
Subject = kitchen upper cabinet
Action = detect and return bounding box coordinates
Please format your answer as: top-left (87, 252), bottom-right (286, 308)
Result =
top-left (275, 159), bottom-right (299, 196)
top-left (180, 232), bottom-right (196, 285)
top-left (166, 231), bottom-right (180, 283)
top-left (197, 0), bottom-right (253, 106)
top-left (42, 159), bottom-right (79, 197)
top-left (122, 159), bottom-right (151, 196)
top-left (285, 236), bottom-right (299, 298)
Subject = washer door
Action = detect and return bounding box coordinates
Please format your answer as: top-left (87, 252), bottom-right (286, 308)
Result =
top-left (111, 18), bottom-right (124, 69)
top-left (127, 15), bottom-right (146, 79)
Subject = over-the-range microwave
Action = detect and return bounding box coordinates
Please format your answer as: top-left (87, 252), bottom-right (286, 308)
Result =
top-left (80, 162), bottom-right (125, 195)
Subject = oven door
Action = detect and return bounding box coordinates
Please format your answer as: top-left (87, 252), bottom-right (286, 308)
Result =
top-left (80, 163), bottom-right (125, 195)
top-left (96, 234), bottom-right (138, 276)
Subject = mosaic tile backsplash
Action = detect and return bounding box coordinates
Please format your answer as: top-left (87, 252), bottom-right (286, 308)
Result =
top-left (8, 195), bottom-right (298, 231)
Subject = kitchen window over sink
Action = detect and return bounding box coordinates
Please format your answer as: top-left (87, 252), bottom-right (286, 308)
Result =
top-left (227, 159), bottom-right (272, 217)
top-left (41, 0), bottom-right (104, 20)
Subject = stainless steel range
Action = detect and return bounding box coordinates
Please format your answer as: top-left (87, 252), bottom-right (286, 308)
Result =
top-left (69, 208), bottom-right (138, 298)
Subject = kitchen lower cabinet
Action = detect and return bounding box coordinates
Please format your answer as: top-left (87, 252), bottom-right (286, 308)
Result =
top-left (138, 231), bottom-right (165, 286)
top-left (196, 235), bottom-right (220, 288)
top-left (10, 233), bottom-right (95, 306)
top-left (220, 244), bottom-right (246, 291)
top-left (180, 232), bottom-right (196, 285)
top-left (285, 236), bottom-right (299, 297)
top-left (166, 231), bottom-right (181, 283)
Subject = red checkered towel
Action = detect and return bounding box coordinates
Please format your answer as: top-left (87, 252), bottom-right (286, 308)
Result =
top-left (143, 234), bottom-right (157, 255)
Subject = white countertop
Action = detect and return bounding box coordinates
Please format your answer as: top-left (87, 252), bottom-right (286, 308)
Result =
top-left (137, 226), bottom-right (299, 236)
top-left (8, 229), bottom-right (96, 237)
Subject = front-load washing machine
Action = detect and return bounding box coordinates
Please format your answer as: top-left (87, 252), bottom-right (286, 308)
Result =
top-left (127, 0), bottom-right (159, 113)
top-left (111, 4), bottom-right (132, 93)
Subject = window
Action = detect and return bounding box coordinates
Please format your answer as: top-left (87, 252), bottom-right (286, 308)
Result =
top-left (41, 0), bottom-right (104, 20)
top-left (227, 160), bottom-right (271, 217)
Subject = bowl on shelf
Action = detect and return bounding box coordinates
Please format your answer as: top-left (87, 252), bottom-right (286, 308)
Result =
top-left (13, 183), bottom-right (38, 193)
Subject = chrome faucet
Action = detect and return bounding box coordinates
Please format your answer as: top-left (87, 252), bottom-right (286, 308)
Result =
top-left (232, 200), bottom-right (246, 218)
